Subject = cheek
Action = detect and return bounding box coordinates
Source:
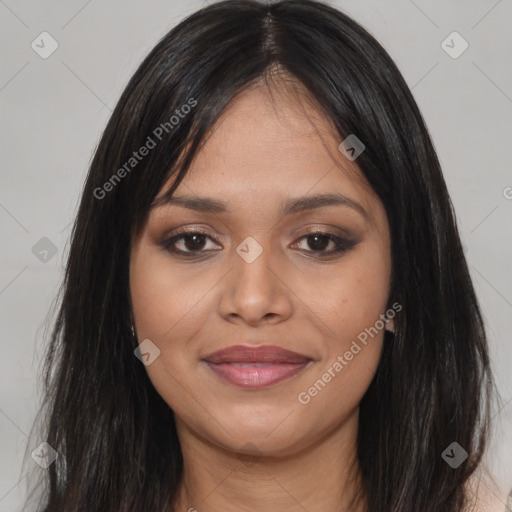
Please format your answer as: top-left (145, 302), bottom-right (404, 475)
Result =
top-left (129, 254), bottom-right (198, 411)
top-left (296, 267), bottom-right (389, 419)
top-left (301, 242), bottom-right (390, 400)
top-left (309, 245), bottom-right (391, 340)
top-left (130, 245), bottom-right (213, 340)
top-left (129, 247), bottom-right (217, 400)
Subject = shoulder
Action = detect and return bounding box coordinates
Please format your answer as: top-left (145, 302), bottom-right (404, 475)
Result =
top-left (463, 468), bottom-right (509, 512)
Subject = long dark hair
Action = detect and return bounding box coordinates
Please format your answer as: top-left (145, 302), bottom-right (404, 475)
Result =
top-left (22, 1), bottom-right (498, 510)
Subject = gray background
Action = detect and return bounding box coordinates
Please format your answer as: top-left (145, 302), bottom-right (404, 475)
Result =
top-left (0, 0), bottom-right (511, 510)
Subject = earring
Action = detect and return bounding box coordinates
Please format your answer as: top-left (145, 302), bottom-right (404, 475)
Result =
top-left (131, 323), bottom-right (135, 337)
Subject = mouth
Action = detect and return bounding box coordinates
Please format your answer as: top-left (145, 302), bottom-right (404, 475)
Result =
top-left (202, 344), bottom-right (313, 388)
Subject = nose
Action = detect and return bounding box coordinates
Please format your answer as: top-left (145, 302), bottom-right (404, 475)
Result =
top-left (218, 239), bottom-right (294, 327)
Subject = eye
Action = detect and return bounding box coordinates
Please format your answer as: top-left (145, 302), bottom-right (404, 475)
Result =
top-left (161, 230), bottom-right (221, 257)
top-left (292, 231), bottom-right (357, 257)
top-left (160, 229), bottom-right (358, 259)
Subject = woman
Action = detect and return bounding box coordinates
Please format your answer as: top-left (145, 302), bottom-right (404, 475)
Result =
top-left (22, 0), bottom-right (502, 510)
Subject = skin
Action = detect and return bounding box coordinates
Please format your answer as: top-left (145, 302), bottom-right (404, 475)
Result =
top-left (130, 80), bottom-right (394, 512)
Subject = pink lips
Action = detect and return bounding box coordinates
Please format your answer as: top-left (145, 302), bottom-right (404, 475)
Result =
top-left (202, 345), bottom-right (312, 388)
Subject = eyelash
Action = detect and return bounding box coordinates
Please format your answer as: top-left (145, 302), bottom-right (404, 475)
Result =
top-left (160, 229), bottom-right (357, 259)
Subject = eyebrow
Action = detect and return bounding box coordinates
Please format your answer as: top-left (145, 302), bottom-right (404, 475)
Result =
top-left (151, 192), bottom-right (369, 220)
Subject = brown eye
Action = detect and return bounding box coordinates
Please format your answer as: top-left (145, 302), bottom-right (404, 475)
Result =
top-left (161, 231), bottom-right (221, 257)
top-left (294, 232), bottom-right (357, 257)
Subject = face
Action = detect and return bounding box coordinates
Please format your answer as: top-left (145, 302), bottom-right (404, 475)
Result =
top-left (130, 83), bottom-right (393, 458)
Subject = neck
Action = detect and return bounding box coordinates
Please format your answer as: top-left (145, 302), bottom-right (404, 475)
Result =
top-left (172, 407), bottom-right (366, 512)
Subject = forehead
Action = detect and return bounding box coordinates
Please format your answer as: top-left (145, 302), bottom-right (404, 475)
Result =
top-left (150, 83), bottom-right (381, 226)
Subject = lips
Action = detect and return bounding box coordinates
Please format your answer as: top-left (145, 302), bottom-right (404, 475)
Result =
top-left (202, 345), bottom-right (312, 388)
top-left (203, 345), bottom-right (311, 364)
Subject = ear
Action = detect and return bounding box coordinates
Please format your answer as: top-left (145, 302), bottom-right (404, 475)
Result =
top-left (385, 318), bottom-right (395, 333)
